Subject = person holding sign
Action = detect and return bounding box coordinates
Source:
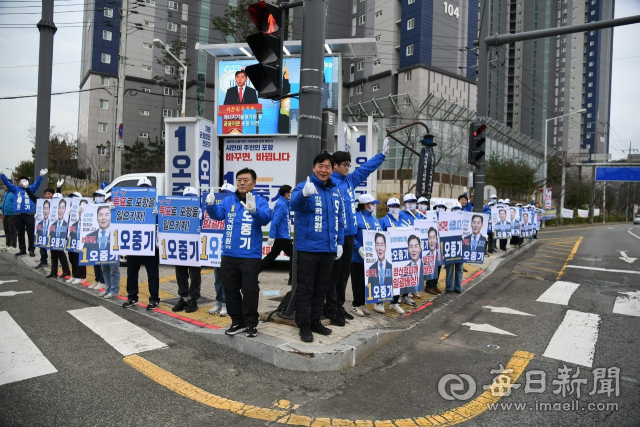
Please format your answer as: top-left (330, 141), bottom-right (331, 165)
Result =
top-left (379, 197), bottom-right (405, 314)
top-left (45, 194), bottom-right (71, 280)
top-left (400, 194), bottom-right (419, 225)
top-left (444, 202), bottom-right (464, 294)
top-left (415, 196), bottom-right (430, 219)
top-left (291, 153), bottom-right (346, 342)
top-left (205, 168), bottom-right (273, 338)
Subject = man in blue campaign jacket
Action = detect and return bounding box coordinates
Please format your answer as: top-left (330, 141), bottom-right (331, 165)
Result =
top-left (260, 185), bottom-right (293, 284)
top-left (205, 167), bottom-right (273, 338)
top-left (291, 152), bottom-right (345, 343)
top-left (0, 168), bottom-right (48, 257)
top-left (325, 138), bottom-right (389, 323)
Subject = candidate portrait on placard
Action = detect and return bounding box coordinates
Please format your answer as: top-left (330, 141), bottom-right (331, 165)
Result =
top-left (367, 232), bottom-right (393, 287)
top-left (35, 199), bottom-right (51, 246)
top-left (492, 207), bottom-right (511, 238)
top-left (462, 213), bottom-right (488, 263)
top-left (83, 205), bottom-right (112, 254)
top-left (521, 210), bottom-right (534, 237)
top-left (510, 207), bottom-right (521, 236)
top-left (404, 234), bottom-right (423, 293)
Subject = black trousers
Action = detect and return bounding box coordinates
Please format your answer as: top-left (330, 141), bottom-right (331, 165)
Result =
top-left (50, 250), bottom-right (70, 275)
top-left (126, 253), bottom-right (160, 303)
top-left (325, 235), bottom-right (354, 311)
top-left (67, 252), bottom-right (87, 279)
top-left (296, 251), bottom-right (335, 324)
top-left (94, 265), bottom-right (104, 283)
top-left (426, 265), bottom-right (442, 289)
top-left (175, 265), bottom-right (202, 300)
top-left (3, 215), bottom-right (17, 247)
top-left (350, 261), bottom-right (366, 307)
top-left (487, 233), bottom-right (494, 251)
top-left (499, 238), bottom-right (507, 250)
top-left (15, 214), bottom-right (35, 253)
top-left (221, 256), bottom-right (261, 328)
top-left (39, 248), bottom-right (48, 264)
top-left (260, 238), bottom-right (293, 281)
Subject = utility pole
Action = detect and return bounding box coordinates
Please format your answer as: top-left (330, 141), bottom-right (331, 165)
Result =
top-left (33, 0), bottom-right (57, 196)
top-left (602, 182), bottom-right (606, 224)
top-left (114, 0), bottom-right (130, 178)
top-left (560, 151), bottom-right (567, 226)
top-left (589, 110), bottom-right (599, 224)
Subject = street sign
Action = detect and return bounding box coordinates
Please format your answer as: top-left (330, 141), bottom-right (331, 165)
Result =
top-left (595, 167), bottom-right (640, 182)
top-left (544, 188), bottom-right (552, 209)
top-left (100, 181), bottom-right (108, 190)
top-left (118, 123), bottom-right (123, 139)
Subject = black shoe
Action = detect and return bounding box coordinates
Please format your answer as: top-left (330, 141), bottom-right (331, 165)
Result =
top-left (311, 320), bottom-right (332, 336)
top-left (454, 290), bottom-right (462, 294)
top-left (61, 271), bottom-right (71, 278)
top-left (122, 299), bottom-right (139, 308)
top-left (324, 306), bottom-right (345, 326)
top-left (34, 262), bottom-right (47, 269)
top-left (28, 251), bottom-right (35, 257)
top-left (226, 324), bottom-right (247, 336)
top-left (172, 298), bottom-right (188, 312)
top-left (45, 271), bottom-right (57, 278)
top-left (445, 290), bottom-right (454, 293)
top-left (299, 323), bottom-right (313, 342)
top-left (245, 327), bottom-right (258, 337)
top-left (185, 299), bottom-right (198, 313)
top-left (338, 305), bottom-right (354, 321)
top-left (146, 301), bottom-right (160, 310)
top-left (16, 251), bottom-right (27, 256)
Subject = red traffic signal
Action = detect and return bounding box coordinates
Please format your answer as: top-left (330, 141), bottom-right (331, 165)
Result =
top-left (468, 122), bottom-right (487, 165)
top-left (473, 124), bottom-right (487, 137)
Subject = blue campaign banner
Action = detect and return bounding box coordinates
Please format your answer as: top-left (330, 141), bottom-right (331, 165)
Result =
top-left (414, 220), bottom-right (439, 281)
top-left (200, 193), bottom-right (231, 268)
top-left (362, 230), bottom-right (394, 304)
top-left (390, 228), bottom-right (423, 296)
top-left (158, 196), bottom-right (200, 267)
top-left (438, 212), bottom-right (464, 265)
top-left (595, 167), bottom-right (640, 182)
top-left (111, 187), bottom-right (157, 256)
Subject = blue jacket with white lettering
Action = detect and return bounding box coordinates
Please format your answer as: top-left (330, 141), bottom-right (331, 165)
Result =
top-left (268, 195), bottom-right (291, 240)
top-left (330, 152), bottom-right (386, 237)
top-left (291, 174), bottom-right (345, 253)
top-left (1, 174), bottom-right (43, 214)
top-left (205, 190), bottom-right (273, 259)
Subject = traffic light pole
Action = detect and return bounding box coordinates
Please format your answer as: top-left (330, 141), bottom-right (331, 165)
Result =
top-left (471, 0), bottom-right (488, 214)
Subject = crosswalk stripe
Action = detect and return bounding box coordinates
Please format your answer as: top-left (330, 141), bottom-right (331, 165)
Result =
top-left (68, 307), bottom-right (167, 356)
top-left (613, 291), bottom-right (640, 317)
top-left (0, 311), bottom-right (57, 386)
top-left (542, 310), bottom-right (600, 367)
top-left (536, 280), bottom-right (580, 305)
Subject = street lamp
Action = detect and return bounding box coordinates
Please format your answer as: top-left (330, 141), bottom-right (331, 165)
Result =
top-left (153, 38), bottom-right (187, 117)
top-left (542, 108), bottom-right (586, 226)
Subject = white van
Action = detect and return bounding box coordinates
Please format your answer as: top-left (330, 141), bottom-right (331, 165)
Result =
top-left (104, 173), bottom-right (167, 196)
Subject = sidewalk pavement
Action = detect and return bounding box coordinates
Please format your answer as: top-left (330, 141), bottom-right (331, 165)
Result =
top-left (0, 234), bottom-right (535, 370)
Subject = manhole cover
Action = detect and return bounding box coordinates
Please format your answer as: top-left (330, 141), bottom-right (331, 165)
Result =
top-left (487, 344), bottom-right (500, 350)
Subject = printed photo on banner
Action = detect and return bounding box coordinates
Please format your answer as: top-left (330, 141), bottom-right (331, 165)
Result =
top-left (47, 198), bottom-right (70, 251)
top-left (158, 195), bottom-right (201, 267)
top-left (111, 187), bottom-right (157, 256)
top-left (509, 206), bottom-right (521, 237)
top-left (200, 193), bottom-right (229, 268)
top-left (78, 204), bottom-right (118, 266)
top-left (34, 199), bottom-right (48, 247)
top-left (362, 230), bottom-right (394, 304)
top-left (66, 198), bottom-right (91, 252)
top-left (491, 206), bottom-right (512, 238)
top-left (438, 211), bottom-right (464, 265)
top-left (414, 219), bottom-right (439, 280)
top-left (521, 210), bottom-right (534, 237)
top-left (462, 213), bottom-right (488, 264)
top-left (390, 228), bottom-right (424, 296)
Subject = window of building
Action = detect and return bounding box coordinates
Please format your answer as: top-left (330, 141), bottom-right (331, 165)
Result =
top-left (168, 1), bottom-right (178, 10)
top-left (99, 99), bottom-right (109, 109)
top-left (141, 87), bottom-right (151, 93)
top-left (587, 113), bottom-right (592, 118)
top-left (103, 30), bottom-right (112, 41)
top-left (589, 62), bottom-right (594, 67)
top-left (407, 18), bottom-right (415, 30)
top-left (588, 82), bottom-right (593, 87)
top-left (405, 70), bottom-right (412, 82)
top-left (375, 10), bottom-right (382, 17)
top-left (372, 84), bottom-right (380, 91)
top-left (167, 22), bottom-right (178, 32)
top-left (98, 123), bottom-right (108, 132)
top-left (373, 59), bottom-right (380, 66)
top-left (590, 10), bottom-right (595, 15)
top-left (351, 18), bottom-right (356, 36)
top-left (350, 63), bottom-right (355, 76)
top-left (142, 65), bottom-right (152, 71)
top-left (358, 15), bottom-right (365, 24)
top-left (375, 34), bottom-right (381, 41)
top-left (163, 109), bottom-right (173, 117)
top-left (144, 20), bottom-right (154, 27)
top-left (140, 109), bottom-right (150, 116)
top-left (404, 97), bottom-right (411, 108)
top-left (589, 51), bottom-right (594, 56)
top-left (101, 53), bottom-right (111, 64)
top-left (180, 24), bottom-right (187, 36)
top-left (104, 8), bottom-right (113, 17)
top-left (589, 72), bottom-right (594, 77)
top-left (162, 130), bottom-right (166, 140)
top-left (587, 123), bottom-right (592, 128)
top-left (181, 3), bottom-right (188, 20)
top-left (143, 42), bottom-right (153, 49)
top-left (98, 146), bottom-right (107, 156)
top-left (588, 103), bottom-right (593, 107)
top-left (406, 44), bottom-right (414, 56)
top-left (356, 85), bottom-right (363, 94)
top-left (356, 61), bottom-right (364, 71)
top-left (164, 87), bottom-right (175, 96)
top-left (138, 132), bottom-right (149, 138)
top-left (142, 0), bottom-right (155, 4)
top-left (349, 87), bottom-right (354, 97)
top-left (165, 65), bottom-right (175, 75)
top-left (352, 0), bottom-right (357, 13)
top-left (588, 93), bottom-right (593, 98)
top-left (100, 76), bottom-right (110, 86)
top-left (408, 0), bottom-right (415, 3)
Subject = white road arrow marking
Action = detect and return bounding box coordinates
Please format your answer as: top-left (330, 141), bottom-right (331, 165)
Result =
top-left (0, 291), bottom-right (32, 297)
top-left (619, 251), bottom-right (637, 264)
top-left (0, 280), bottom-right (18, 285)
top-left (462, 322), bottom-right (517, 336)
top-left (482, 306), bottom-right (535, 316)
top-left (613, 291), bottom-right (640, 317)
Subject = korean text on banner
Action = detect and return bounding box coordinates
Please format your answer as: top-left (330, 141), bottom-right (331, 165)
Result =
top-left (390, 228), bottom-right (423, 296)
top-left (200, 193), bottom-right (230, 268)
top-left (545, 188), bottom-right (552, 209)
top-left (577, 209), bottom-right (589, 219)
top-left (111, 187), bottom-right (157, 256)
top-left (438, 211), bottom-right (464, 265)
top-left (47, 198), bottom-right (71, 252)
top-left (33, 200), bottom-right (47, 248)
top-left (158, 196), bottom-right (201, 267)
top-left (561, 208), bottom-right (574, 219)
top-left (534, 209), bottom-right (543, 230)
top-left (362, 230), bottom-right (394, 304)
top-left (461, 213), bottom-right (488, 264)
top-left (78, 204), bottom-right (118, 266)
top-left (67, 198), bottom-right (91, 252)
top-left (509, 206), bottom-right (521, 237)
top-left (521, 210), bottom-right (535, 237)
top-left (414, 219), bottom-right (439, 280)
top-left (491, 206), bottom-right (512, 239)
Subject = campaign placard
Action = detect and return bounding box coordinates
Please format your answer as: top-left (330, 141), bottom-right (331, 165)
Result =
top-left (158, 196), bottom-right (201, 267)
top-left (362, 230), bottom-right (394, 304)
top-left (418, 211), bottom-right (438, 222)
top-left (390, 228), bottom-right (424, 296)
top-left (66, 198), bottom-right (91, 252)
top-left (509, 206), bottom-right (521, 237)
top-left (111, 187), bottom-right (157, 256)
top-left (200, 193), bottom-right (230, 268)
top-left (438, 211), bottom-right (464, 265)
top-left (521, 210), bottom-right (535, 237)
top-left (414, 219), bottom-right (439, 281)
top-left (46, 198), bottom-right (70, 251)
top-left (78, 204), bottom-right (118, 265)
top-left (462, 212), bottom-right (489, 264)
top-left (34, 199), bottom-right (48, 248)
top-left (491, 206), bottom-right (512, 238)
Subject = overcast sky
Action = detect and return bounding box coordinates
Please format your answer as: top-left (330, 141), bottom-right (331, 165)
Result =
top-left (0, 1), bottom-right (638, 175)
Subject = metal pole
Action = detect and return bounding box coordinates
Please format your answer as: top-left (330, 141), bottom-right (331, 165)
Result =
top-left (114, 0), bottom-right (129, 178)
top-left (33, 0), bottom-right (57, 196)
top-left (472, 0), bottom-right (489, 214)
top-left (110, 86), bottom-right (116, 182)
top-left (602, 182), bottom-right (606, 224)
top-left (181, 66), bottom-right (187, 117)
top-left (560, 151), bottom-right (567, 226)
top-left (286, 0), bottom-right (327, 316)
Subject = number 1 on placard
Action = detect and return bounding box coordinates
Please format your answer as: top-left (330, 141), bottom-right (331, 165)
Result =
top-left (200, 235), bottom-right (208, 260)
top-left (366, 283), bottom-right (373, 301)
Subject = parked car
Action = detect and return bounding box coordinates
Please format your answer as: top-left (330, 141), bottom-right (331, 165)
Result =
top-left (634, 215), bottom-right (640, 225)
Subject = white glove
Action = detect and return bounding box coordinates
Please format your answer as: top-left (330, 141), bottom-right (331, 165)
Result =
top-left (267, 238), bottom-right (275, 247)
top-left (241, 192), bottom-right (257, 213)
top-left (0, 169), bottom-right (3, 175)
top-left (358, 247), bottom-right (366, 259)
top-left (302, 176), bottom-right (316, 197)
top-left (57, 179), bottom-right (64, 187)
top-left (40, 168), bottom-right (48, 177)
top-left (336, 244), bottom-right (343, 260)
top-left (109, 203), bottom-right (115, 210)
top-left (206, 190), bottom-right (216, 206)
top-left (382, 137), bottom-right (389, 156)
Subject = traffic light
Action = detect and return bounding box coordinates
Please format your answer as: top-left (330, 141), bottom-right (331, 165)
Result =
top-left (245, 1), bottom-right (285, 99)
top-left (468, 122), bottom-right (487, 165)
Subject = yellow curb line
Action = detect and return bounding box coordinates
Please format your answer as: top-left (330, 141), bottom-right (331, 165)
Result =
top-left (543, 242), bottom-right (577, 248)
top-left (537, 249), bottom-right (572, 256)
top-left (537, 254), bottom-right (566, 261)
top-left (528, 259), bottom-right (563, 266)
top-left (557, 237), bottom-right (583, 280)
top-left (123, 351), bottom-right (535, 426)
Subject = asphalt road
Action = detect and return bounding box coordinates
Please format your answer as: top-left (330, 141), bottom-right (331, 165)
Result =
top-left (1, 223), bottom-right (639, 426)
